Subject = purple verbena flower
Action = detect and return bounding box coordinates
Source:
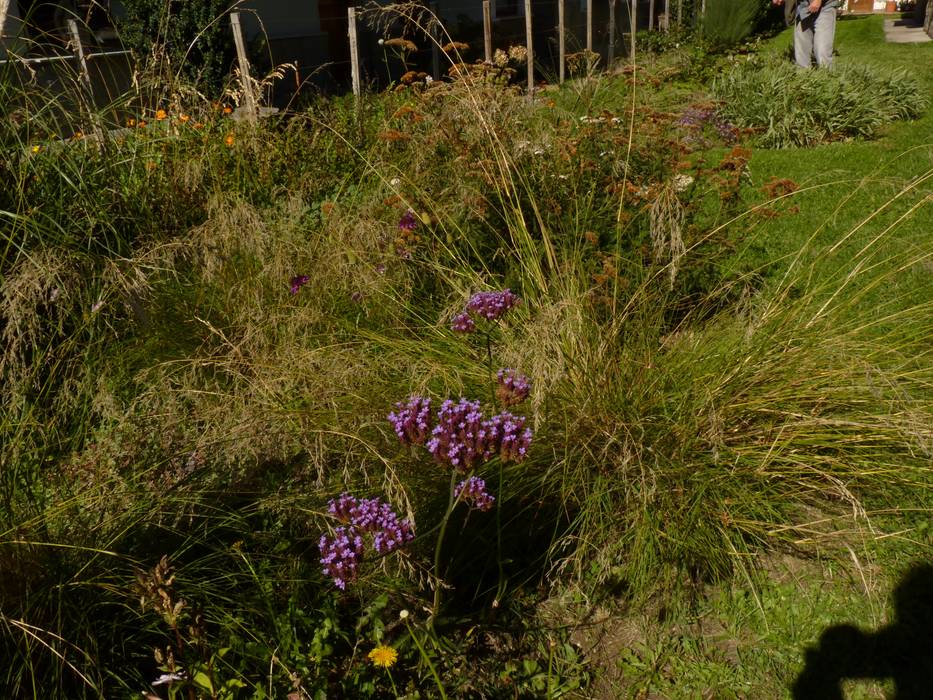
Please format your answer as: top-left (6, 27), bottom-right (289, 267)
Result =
top-left (465, 289), bottom-right (520, 322)
top-left (426, 398), bottom-right (488, 471)
top-left (495, 368), bottom-right (531, 407)
top-left (455, 476), bottom-right (495, 512)
top-left (388, 395), bottom-right (432, 446)
top-left (451, 312), bottom-right (476, 334)
top-left (485, 411), bottom-right (533, 463)
top-left (290, 274), bottom-right (310, 295)
top-left (319, 526), bottom-right (364, 589)
top-left (398, 209), bottom-right (418, 232)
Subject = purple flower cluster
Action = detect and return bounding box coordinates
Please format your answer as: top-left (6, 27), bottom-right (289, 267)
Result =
top-left (390, 396), bottom-right (533, 471)
top-left (426, 398), bottom-right (488, 471)
top-left (319, 526), bottom-right (364, 590)
top-left (451, 312), bottom-right (476, 334)
top-left (450, 289), bottom-right (521, 333)
top-left (483, 411), bottom-right (532, 463)
top-left (319, 493), bottom-right (414, 588)
top-left (495, 368), bottom-right (531, 407)
top-left (455, 476), bottom-right (495, 511)
top-left (398, 209), bottom-right (418, 231)
top-left (466, 289), bottom-right (520, 321)
top-left (388, 395), bottom-right (432, 446)
top-left (678, 107), bottom-right (737, 144)
top-left (290, 274), bottom-right (310, 295)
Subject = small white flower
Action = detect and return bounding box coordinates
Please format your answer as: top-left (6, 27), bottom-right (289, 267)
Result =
top-left (49, 287), bottom-right (60, 302)
top-left (399, 609), bottom-right (410, 620)
top-left (390, 177), bottom-right (400, 186)
top-left (673, 174), bottom-right (694, 192)
top-left (533, 148), bottom-right (544, 156)
top-left (151, 672), bottom-right (185, 687)
top-left (424, 75), bottom-right (433, 83)
top-left (599, 150), bottom-right (611, 157)
top-left (378, 38), bottom-right (385, 46)
top-left (610, 117), bottom-right (622, 124)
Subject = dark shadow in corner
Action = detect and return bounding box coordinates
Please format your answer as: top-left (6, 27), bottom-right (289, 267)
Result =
top-left (792, 562), bottom-right (933, 700)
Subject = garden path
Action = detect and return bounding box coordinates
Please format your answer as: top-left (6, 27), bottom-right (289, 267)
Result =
top-left (883, 17), bottom-right (932, 42)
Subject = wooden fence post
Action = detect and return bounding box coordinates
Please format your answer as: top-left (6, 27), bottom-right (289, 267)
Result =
top-left (229, 12), bottom-right (257, 122)
top-left (66, 18), bottom-right (104, 143)
top-left (483, 0), bottom-right (492, 62)
top-left (586, 0), bottom-right (593, 53)
top-left (347, 6), bottom-right (361, 97)
top-left (524, 0), bottom-right (533, 98)
top-left (0, 0), bottom-right (10, 45)
top-left (677, 0), bottom-right (682, 28)
top-left (649, 0), bottom-right (656, 30)
top-left (608, 0), bottom-right (616, 66)
top-left (558, 0), bottom-right (565, 83)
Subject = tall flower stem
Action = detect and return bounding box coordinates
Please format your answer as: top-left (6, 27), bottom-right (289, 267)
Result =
top-left (485, 329), bottom-right (496, 406)
top-left (429, 469), bottom-right (459, 628)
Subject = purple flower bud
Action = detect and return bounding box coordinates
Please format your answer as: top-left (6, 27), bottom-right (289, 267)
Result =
top-left (388, 396), bottom-right (432, 446)
top-left (290, 274), bottom-right (310, 295)
top-left (455, 476), bottom-right (495, 511)
top-left (495, 368), bottom-right (531, 407)
top-left (451, 312), bottom-right (476, 333)
top-left (399, 209), bottom-right (418, 232)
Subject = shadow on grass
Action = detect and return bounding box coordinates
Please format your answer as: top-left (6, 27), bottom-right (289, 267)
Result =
top-left (791, 561), bottom-right (933, 699)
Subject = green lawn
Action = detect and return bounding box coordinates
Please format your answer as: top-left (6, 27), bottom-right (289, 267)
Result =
top-left (596, 16), bottom-right (932, 699)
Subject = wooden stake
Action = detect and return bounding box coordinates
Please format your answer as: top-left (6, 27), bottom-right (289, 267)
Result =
top-left (0, 0), bottom-right (11, 43)
top-left (66, 18), bottom-right (104, 144)
top-left (347, 6), bottom-right (361, 97)
top-left (558, 0), bottom-right (565, 83)
top-left (677, 0), bottom-right (682, 28)
top-left (586, 0), bottom-right (593, 52)
top-left (524, 0), bottom-right (533, 99)
top-left (608, 0), bottom-right (616, 66)
top-left (230, 12), bottom-right (257, 122)
top-left (630, 0), bottom-right (636, 58)
top-left (483, 0), bottom-right (492, 63)
top-left (649, 0), bottom-right (655, 30)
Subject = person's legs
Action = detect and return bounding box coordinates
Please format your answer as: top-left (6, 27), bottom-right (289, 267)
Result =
top-left (794, 15), bottom-right (815, 68)
top-left (813, 6), bottom-right (837, 67)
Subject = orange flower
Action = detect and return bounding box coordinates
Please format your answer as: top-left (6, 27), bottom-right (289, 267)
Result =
top-left (179, 114), bottom-right (190, 123)
top-left (126, 118), bottom-right (136, 127)
top-left (137, 120), bottom-right (147, 128)
top-left (193, 122), bottom-right (204, 130)
top-left (72, 130), bottom-right (84, 140)
top-left (222, 104), bottom-right (233, 115)
top-left (224, 133), bottom-right (235, 147)
top-left (155, 109), bottom-right (168, 120)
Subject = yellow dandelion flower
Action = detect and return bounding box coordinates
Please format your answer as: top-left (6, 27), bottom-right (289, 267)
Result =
top-left (367, 645), bottom-right (398, 669)
top-left (224, 133), bottom-right (235, 147)
top-left (31, 145), bottom-right (41, 154)
top-left (155, 108), bottom-right (168, 120)
top-left (72, 130), bottom-right (84, 140)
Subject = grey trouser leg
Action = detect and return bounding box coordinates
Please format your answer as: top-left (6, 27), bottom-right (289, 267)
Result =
top-left (795, 6), bottom-right (836, 68)
top-left (794, 15), bottom-right (815, 68)
top-left (813, 7), bottom-right (836, 67)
